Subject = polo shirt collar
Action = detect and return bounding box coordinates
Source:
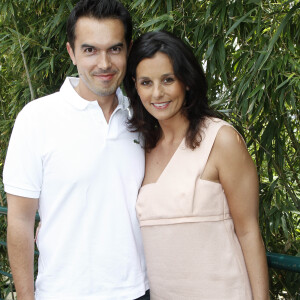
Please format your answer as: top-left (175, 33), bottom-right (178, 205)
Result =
top-left (61, 77), bottom-right (130, 112)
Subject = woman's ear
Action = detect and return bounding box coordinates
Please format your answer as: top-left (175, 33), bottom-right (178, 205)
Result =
top-left (132, 77), bottom-right (137, 89)
top-left (133, 78), bottom-right (139, 95)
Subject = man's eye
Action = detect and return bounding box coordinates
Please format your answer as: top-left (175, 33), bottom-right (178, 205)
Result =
top-left (111, 46), bottom-right (121, 53)
top-left (84, 48), bottom-right (95, 54)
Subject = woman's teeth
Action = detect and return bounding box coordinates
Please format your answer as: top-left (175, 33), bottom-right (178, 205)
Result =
top-left (152, 102), bottom-right (170, 108)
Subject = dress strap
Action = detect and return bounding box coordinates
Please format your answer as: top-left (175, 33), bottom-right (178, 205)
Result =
top-left (197, 117), bottom-right (232, 177)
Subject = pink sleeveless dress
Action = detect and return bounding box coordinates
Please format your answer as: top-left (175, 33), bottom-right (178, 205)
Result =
top-left (136, 118), bottom-right (253, 300)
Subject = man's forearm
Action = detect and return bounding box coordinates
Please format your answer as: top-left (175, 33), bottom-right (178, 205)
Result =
top-left (7, 219), bottom-right (35, 300)
top-left (7, 192), bottom-right (38, 300)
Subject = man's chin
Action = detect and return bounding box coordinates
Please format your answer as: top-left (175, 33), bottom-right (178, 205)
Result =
top-left (92, 85), bottom-right (118, 97)
top-left (94, 90), bottom-right (116, 97)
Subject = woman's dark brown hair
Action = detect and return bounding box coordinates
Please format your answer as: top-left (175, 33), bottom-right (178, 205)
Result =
top-left (124, 30), bottom-right (217, 151)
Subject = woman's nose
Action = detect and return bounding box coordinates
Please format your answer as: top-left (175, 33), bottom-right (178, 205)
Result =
top-left (152, 84), bottom-right (164, 99)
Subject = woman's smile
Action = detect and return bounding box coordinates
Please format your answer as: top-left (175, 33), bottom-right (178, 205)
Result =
top-left (151, 101), bottom-right (171, 109)
top-left (135, 52), bottom-right (187, 123)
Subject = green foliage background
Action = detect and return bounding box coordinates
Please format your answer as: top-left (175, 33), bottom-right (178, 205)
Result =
top-left (0, 0), bottom-right (299, 298)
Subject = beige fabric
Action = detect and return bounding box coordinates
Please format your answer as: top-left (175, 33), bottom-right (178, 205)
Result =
top-left (137, 118), bottom-right (253, 300)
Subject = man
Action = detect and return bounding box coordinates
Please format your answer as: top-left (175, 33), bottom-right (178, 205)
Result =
top-left (3, 0), bottom-right (149, 299)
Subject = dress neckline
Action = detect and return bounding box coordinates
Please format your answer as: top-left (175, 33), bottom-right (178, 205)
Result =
top-left (140, 137), bottom-right (186, 190)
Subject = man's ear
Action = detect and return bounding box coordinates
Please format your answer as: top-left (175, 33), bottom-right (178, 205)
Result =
top-left (66, 42), bottom-right (76, 65)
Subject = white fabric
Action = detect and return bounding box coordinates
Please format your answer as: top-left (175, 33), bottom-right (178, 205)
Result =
top-left (3, 77), bottom-right (148, 300)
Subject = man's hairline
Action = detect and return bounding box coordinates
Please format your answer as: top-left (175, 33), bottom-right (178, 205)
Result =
top-left (69, 15), bottom-right (129, 53)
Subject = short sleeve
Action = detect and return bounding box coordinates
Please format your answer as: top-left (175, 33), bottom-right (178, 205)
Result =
top-left (3, 106), bottom-right (42, 199)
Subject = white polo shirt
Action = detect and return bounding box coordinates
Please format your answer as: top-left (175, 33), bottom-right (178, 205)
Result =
top-left (4, 77), bottom-right (148, 300)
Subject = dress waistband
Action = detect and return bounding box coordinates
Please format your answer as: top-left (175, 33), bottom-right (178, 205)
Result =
top-left (140, 213), bottom-right (232, 227)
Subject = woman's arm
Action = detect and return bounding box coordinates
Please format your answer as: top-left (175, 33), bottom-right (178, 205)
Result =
top-left (213, 125), bottom-right (269, 300)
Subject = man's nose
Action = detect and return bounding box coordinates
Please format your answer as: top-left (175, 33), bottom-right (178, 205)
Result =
top-left (97, 52), bottom-right (111, 70)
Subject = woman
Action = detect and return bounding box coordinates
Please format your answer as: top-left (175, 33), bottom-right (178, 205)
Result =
top-left (124, 31), bottom-right (269, 300)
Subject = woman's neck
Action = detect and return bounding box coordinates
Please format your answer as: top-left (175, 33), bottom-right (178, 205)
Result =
top-left (158, 114), bottom-right (189, 145)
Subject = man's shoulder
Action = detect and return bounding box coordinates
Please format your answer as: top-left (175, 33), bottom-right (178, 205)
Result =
top-left (20, 90), bottom-right (62, 116)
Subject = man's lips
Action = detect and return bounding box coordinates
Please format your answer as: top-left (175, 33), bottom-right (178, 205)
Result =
top-left (93, 72), bottom-right (116, 81)
top-left (151, 101), bottom-right (171, 109)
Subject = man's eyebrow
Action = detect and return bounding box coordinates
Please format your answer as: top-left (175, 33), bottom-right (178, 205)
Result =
top-left (80, 43), bottom-right (124, 50)
top-left (81, 44), bottom-right (95, 49)
top-left (109, 42), bottom-right (124, 49)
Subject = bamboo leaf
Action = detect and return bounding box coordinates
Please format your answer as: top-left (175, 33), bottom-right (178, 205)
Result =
top-left (205, 38), bottom-right (215, 59)
top-left (258, 3), bottom-right (300, 71)
top-left (281, 215), bottom-right (289, 239)
top-left (140, 14), bottom-right (173, 28)
top-left (204, 3), bottom-right (212, 24)
top-left (275, 74), bottom-right (295, 90)
top-left (248, 83), bottom-right (264, 98)
top-left (131, 0), bottom-right (145, 10)
top-left (225, 8), bottom-right (256, 37)
top-left (166, 0), bottom-right (172, 12)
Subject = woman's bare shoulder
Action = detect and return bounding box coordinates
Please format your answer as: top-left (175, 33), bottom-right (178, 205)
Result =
top-left (212, 124), bottom-right (252, 169)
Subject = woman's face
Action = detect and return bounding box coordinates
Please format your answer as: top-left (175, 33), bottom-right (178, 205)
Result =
top-left (135, 52), bottom-right (187, 123)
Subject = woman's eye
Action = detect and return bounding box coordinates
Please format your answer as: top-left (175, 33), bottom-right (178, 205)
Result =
top-left (164, 77), bottom-right (175, 84)
top-left (141, 80), bottom-right (151, 86)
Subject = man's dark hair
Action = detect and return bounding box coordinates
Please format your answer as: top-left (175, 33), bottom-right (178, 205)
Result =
top-left (124, 31), bottom-right (217, 151)
top-left (67, 0), bottom-right (132, 51)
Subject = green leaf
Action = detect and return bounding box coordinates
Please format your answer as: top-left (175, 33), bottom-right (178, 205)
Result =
top-left (275, 73), bottom-right (295, 90)
top-left (261, 121), bottom-right (276, 149)
top-left (50, 56), bottom-right (54, 73)
top-left (248, 83), bottom-right (264, 98)
top-left (247, 0), bottom-right (261, 4)
top-left (140, 14), bottom-right (173, 28)
top-left (166, 0), bottom-right (172, 12)
top-left (281, 215), bottom-right (289, 239)
top-left (131, 0), bottom-right (145, 10)
top-left (225, 8), bottom-right (256, 37)
top-left (258, 3), bottom-right (300, 71)
top-left (204, 2), bottom-right (212, 24)
top-left (205, 38), bottom-right (215, 59)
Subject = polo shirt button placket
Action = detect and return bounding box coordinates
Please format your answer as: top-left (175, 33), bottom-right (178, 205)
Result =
top-left (87, 103), bottom-right (107, 139)
top-left (97, 105), bottom-right (109, 138)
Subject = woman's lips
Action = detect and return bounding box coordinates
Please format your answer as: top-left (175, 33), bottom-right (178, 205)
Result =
top-left (152, 101), bottom-right (171, 109)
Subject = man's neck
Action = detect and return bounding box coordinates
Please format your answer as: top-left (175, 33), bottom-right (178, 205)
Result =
top-left (74, 83), bottom-right (119, 123)
top-left (97, 94), bottom-right (118, 123)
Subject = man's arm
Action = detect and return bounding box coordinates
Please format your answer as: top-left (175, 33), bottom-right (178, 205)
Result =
top-left (7, 193), bottom-right (38, 300)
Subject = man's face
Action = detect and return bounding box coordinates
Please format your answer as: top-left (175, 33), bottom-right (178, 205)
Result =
top-left (67, 17), bottom-right (128, 100)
